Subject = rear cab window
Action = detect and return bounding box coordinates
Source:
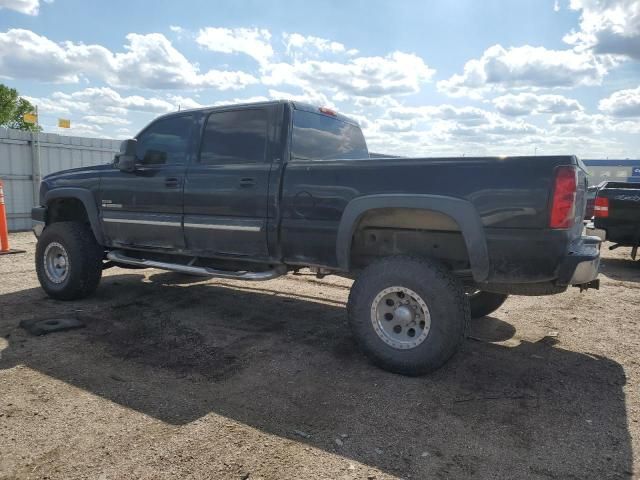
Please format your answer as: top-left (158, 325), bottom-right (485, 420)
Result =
top-left (291, 109), bottom-right (368, 161)
top-left (199, 109), bottom-right (268, 165)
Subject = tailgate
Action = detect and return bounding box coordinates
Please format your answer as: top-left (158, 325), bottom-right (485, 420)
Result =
top-left (608, 189), bottom-right (640, 222)
top-left (596, 184), bottom-right (640, 223)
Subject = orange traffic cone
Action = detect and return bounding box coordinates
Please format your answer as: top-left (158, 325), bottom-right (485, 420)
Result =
top-left (0, 179), bottom-right (26, 255)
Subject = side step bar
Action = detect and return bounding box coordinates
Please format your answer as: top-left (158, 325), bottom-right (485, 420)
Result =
top-left (106, 250), bottom-right (287, 281)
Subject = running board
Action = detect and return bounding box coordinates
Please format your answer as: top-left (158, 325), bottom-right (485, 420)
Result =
top-left (106, 250), bottom-right (286, 281)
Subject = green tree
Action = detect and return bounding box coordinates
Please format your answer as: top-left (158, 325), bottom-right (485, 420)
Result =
top-left (0, 84), bottom-right (42, 132)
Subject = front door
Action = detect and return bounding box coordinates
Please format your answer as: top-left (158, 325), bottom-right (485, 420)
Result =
top-left (183, 107), bottom-right (272, 258)
top-left (99, 113), bottom-right (195, 249)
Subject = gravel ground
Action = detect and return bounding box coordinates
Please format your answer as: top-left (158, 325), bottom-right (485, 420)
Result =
top-left (1, 231), bottom-right (639, 479)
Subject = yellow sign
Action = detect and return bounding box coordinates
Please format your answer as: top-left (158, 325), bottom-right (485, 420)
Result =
top-left (23, 113), bottom-right (38, 124)
top-left (58, 118), bottom-right (71, 129)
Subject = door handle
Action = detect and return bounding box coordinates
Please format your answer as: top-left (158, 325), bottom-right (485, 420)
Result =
top-left (165, 177), bottom-right (180, 188)
top-left (239, 177), bottom-right (256, 187)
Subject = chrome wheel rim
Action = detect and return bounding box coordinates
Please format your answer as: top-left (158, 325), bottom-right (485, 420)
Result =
top-left (44, 242), bottom-right (69, 284)
top-left (371, 286), bottom-right (431, 350)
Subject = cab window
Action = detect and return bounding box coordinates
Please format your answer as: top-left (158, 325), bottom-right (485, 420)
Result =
top-left (291, 110), bottom-right (368, 161)
top-left (199, 109), bottom-right (268, 165)
top-left (135, 114), bottom-right (194, 165)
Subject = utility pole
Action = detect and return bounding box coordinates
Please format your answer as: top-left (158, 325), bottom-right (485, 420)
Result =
top-left (31, 105), bottom-right (42, 205)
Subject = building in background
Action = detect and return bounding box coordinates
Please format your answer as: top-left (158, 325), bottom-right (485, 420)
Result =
top-left (582, 160), bottom-right (640, 186)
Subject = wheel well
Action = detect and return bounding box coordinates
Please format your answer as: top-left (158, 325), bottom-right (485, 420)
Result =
top-left (350, 208), bottom-right (471, 272)
top-left (47, 198), bottom-right (89, 225)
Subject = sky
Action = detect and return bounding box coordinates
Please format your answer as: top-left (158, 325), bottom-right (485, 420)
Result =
top-left (0, 0), bottom-right (639, 158)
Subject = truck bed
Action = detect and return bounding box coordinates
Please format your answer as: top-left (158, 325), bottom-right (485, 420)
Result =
top-left (593, 181), bottom-right (640, 247)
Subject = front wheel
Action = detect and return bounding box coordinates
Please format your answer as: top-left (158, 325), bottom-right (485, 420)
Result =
top-left (468, 291), bottom-right (508, 319)
top-left (347, 256), bottom-right (469, 376)
top-left (35, 221), bottom-right (103, 300)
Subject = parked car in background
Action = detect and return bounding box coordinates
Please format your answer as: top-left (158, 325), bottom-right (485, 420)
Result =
top-left (587, 181), bottom-right (640, 259)
top-left (584, 185), bottom-right (600, 220)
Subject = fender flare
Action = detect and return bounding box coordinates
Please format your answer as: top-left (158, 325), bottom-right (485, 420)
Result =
top-left (336, 194), bottom-right (490, 282)
top-left (44, 188), bottom-right (105, 245)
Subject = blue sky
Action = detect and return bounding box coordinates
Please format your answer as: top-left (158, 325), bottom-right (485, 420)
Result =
top-left (0, 0), bottom-right (639, 157)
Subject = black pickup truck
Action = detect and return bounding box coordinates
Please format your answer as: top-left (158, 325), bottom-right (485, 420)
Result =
top-left (588, 181), bottom-right (640, 259)
top-left (31, 101), bottom-right (601, 375)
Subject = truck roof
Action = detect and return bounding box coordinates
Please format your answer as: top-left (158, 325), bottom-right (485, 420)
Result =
top-left (155, 100), bottom-right (361, 127)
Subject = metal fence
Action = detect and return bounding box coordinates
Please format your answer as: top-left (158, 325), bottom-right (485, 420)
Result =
top-left (0, 128), bottom-right (120, 231)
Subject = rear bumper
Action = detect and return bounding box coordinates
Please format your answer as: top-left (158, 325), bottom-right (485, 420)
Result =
top-left (556, 235), bottom-right (601, 287)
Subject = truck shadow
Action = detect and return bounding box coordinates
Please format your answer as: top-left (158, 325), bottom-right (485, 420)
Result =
top-left (0, 272), bottom-right (632, 479)
top-left (600, 256), bottom-right (640, 283)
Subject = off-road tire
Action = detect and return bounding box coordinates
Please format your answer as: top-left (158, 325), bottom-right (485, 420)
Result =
top-left (35, 221), bottom-right (103, 300)
top-left (469, 291), bottom-right (509, 319)
top-left (347, 256), bottom-right (469, 376)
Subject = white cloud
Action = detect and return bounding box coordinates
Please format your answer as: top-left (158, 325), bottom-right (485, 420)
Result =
top-left (212, 95), bottom-right (270, 107)
top-left (168, 25), bottom-right (188, 41)
top-left (549, 110), bottom-right (605, 125)
top-left (598, 86), bottom-right (640, 117)
top-left (283, 33), bottom-right (349, 57)
top-left (7, 22), bottom-right (635, 157)
top-left (166, 95), bottom-right (204, 110)
top-left (363, 117), bottom-right (545, 157)
top-left (195, 27), bottom-right (435, 100)
top-left (0, 29), bottom-right (110, 83)
top-left (25, 87), bottom-right (206, 136)
top-left (53, 88), bottom-right (176, 114)
top-left (493, 93), bottom-right (584, 116)
top-left (332, 93), bottom-right (400, 111)
top-left (386, 104), bottom-right (494, 126)
top-left (0, 0), bottom-right (41, 15)
top-left (564, 0), bottom-right (640, 60)
top-left (361, 103), bottom-right (556, 157)
top-left (268, 88), bottom-right (334, 108)
top-left (196, 27), bottom-right (273, 65)
top-left (546, 110), bottom-right (639, 138)
top-left (609, 119), bottom-right (640, 133)
top-left (111, 33), bottom-right (257, 90)
top-left (442, 116), bottom-right (542, 138)
top-left (24, 87), bottom-right (181, 130)
top-left (364, 113), bottom-right (631, 159)
top-left (262, 51), bottom-right (435, 97)
top-left (0, 29), bottom-right (258, 90)
top-left (549, 111), bottom-right (610, 135)
top-left (438, 44), bottom-right (607, 98)
top-left (82, 115), bottom-right (131, 126)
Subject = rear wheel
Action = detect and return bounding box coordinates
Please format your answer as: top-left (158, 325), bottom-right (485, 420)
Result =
top-left (36, 221), bottom-right (103, 300)
top-left (347, 256), bottom-right (469, 376)
top-left (468, 290), bottom-right (508, 319)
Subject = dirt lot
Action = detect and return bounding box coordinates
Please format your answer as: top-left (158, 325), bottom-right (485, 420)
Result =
top-left (0, 232), bottom-right (639, 479)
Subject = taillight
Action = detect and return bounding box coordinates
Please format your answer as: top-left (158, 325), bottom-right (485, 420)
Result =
top-left (549, 165), bottom-right (577, 229)
top-left (594, 196), bottom-right (609, 218)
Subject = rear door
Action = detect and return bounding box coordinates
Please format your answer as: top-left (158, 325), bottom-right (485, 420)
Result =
top-left (182, 107), bottom-right (273, 258)
top-left (99, 113), bottom-right (195, 249)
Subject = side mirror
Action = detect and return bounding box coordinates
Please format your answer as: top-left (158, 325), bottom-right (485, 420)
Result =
top-left (115, 139), bottom-right (137, 173)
